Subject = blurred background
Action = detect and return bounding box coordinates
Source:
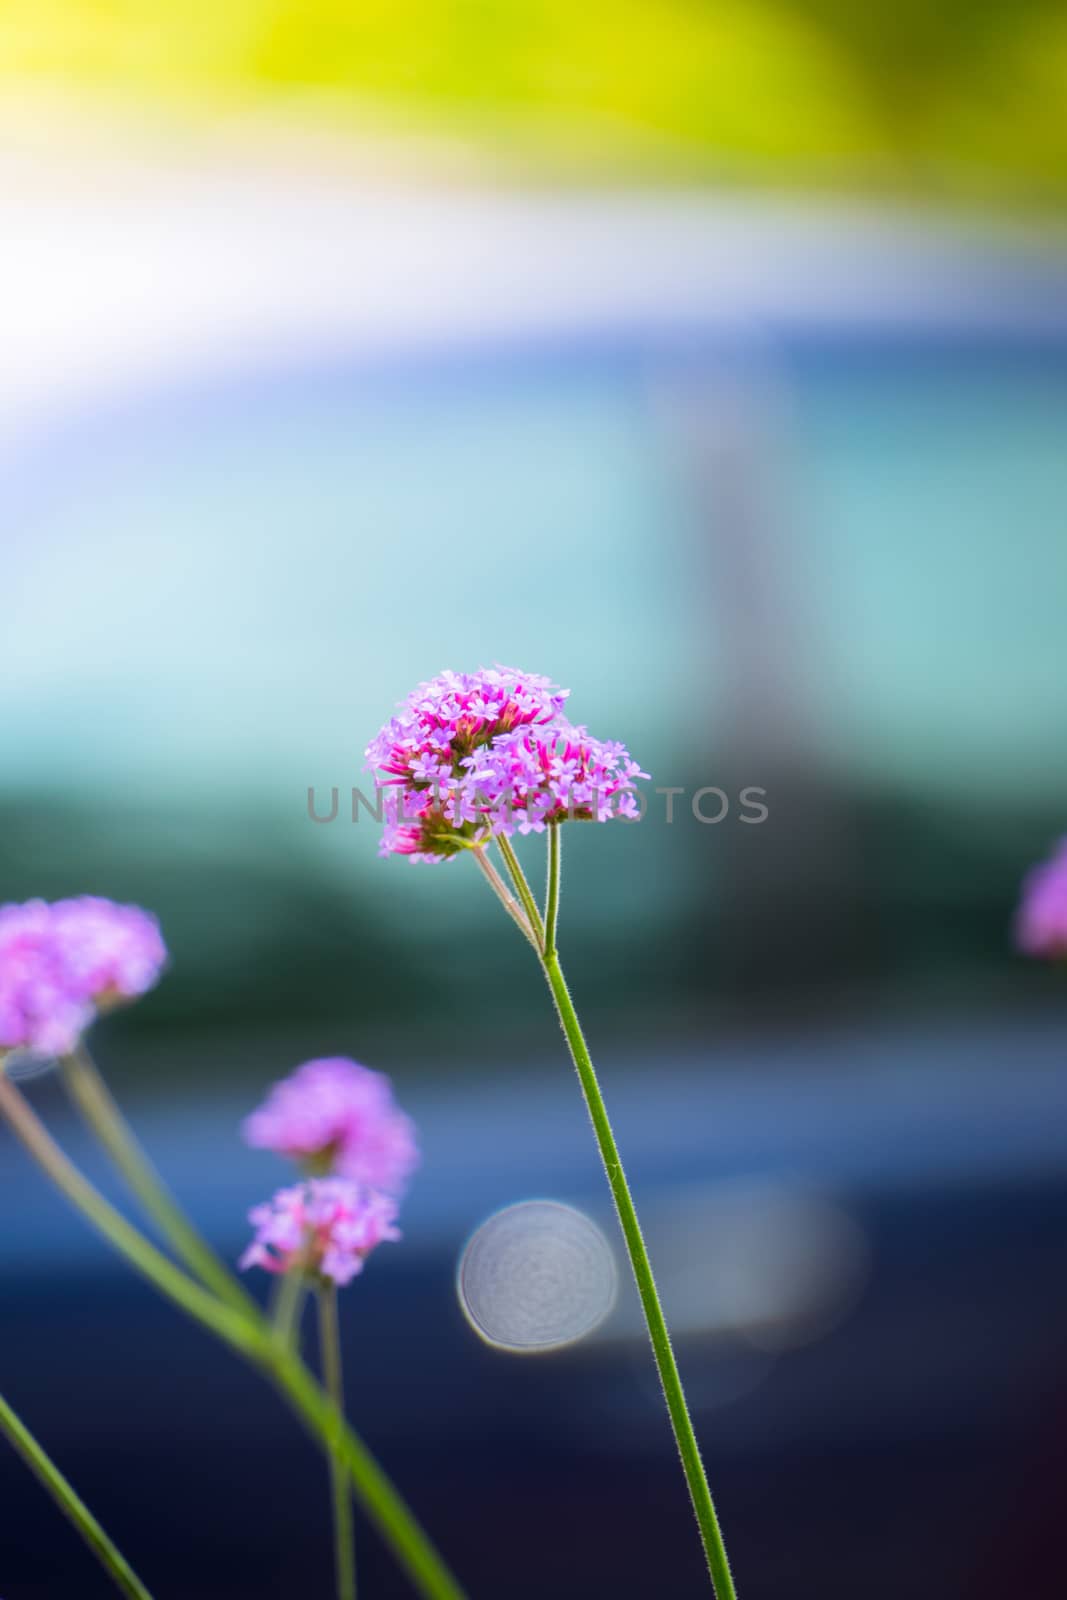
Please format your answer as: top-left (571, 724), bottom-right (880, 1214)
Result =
top-left (2, 4), bottom-right (1067, 1597)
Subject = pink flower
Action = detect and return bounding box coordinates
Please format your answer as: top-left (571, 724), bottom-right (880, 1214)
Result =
top-left (0, 901), bottom-right (93, 1057)
top-left (367, 667), bottom-right (569, 791)
top-left (242, 1057), bottom-right (419, 1193)
top-left (49, 897), bottom-right (167, 1005)
top-left (0, 896), bottom-right (167, 1059)
top-left (366, 667), bottom-right (647, 861)
top-left (239, 1179), bottom-right (401, 1286)
top-left (1015, 838), bottom-right (1067, 958)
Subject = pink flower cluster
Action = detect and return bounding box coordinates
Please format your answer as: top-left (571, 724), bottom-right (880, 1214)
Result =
top-left (242, 1057), bottom-right (418, 1193)
top-left (239, 1179), bottom-right (401, 1286)
top-left (365, 667), bottom-right (648, 861)
top-left (0, 897), bottom-right (167, 1059)
top-left (241, 1057), bottom-right (417, 1286)
top-left (1015, 838), bottom-right (1067, 959)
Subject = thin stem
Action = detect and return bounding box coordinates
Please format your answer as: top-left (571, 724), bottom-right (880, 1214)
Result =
top-left (0, 1389), bottom-right (153, 1600)
top-left (0, 1072), bottom-right (263, 1360)
top-left (543, 825), bottom-right (561, 961)
top-left (542, 953), bottom-right (736, 1598)
top-left (479, 839), bottom-right (737, 1600)
top-left (0, 1075), bottom-right (467, 1600)
top-left (470, 845), bottom-right (539, 949)
top-left (270, 1359), bottom-right (463, 1600)
top-left (272, 1263), bottom-right (308, 1353)
top-left (318, 1284), bottom-right (357, 1600)
top-left (496, 835), bottom-right (545, 949)
top-left (61, 1042), bottom-right (256, 1319)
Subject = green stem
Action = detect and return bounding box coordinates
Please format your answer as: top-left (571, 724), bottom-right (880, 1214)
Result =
top-left (543, 825), bottom-right (561, 961)
top-left (61, 1042), bottom-right (256, 1319)
top-left (496, 836), bottom-right (545, 948)
top-left (271, 1264), bottom-right (308, 1353)
top-left (0, 1074), bottom-right (467, 1600)
top-left (0, 1072), bottom-right (264, 1359)
top-left (542, 951), bottom-right (736, 1597)
top-left (0, 1389), bottom-right (153, 1600)
top-left (318, 1284), bottom-right (357, 1600)
top-left (270, 1359), bottom-right (462, 1600)
top-left (477, 837), bottom-right (738, 1600)
top-left (471, 845), bottom-right (539, 948)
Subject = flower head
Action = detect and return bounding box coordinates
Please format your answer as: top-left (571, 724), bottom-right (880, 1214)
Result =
top-left (366, 667), bottom-right (647, 861)
top-left (0, 896), bottom-right (167, 1060)
top-left (366, 667), bottom-right (569, 787)
top-left (48, 897), bottom-right (167, 1006)
top-left (242, 1057), bottom-right (419, 1193)
top-left (1015, 838), bottom-right (1067, 959)
top-left (239, 1178), bottom-right (400, 1286)
top-left (0, 901), bottom-right (93, 1058)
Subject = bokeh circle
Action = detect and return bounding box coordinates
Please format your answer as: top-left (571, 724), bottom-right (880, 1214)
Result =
top-left (457, 1199), bottom-right (617, 1353)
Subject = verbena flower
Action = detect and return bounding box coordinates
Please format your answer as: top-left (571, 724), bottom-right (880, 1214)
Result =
top-left (239, 1178), bottom-right (401, 1286)
top-left (366, 667), bottom-right (647, 861)
top-left (242, 1057), bottom-right (419, 1193)
top-left (1015, 838), bottom-right (1067, 958)
top-left (0, 901), bottom-right (93, 1058)
top-left (0, 897), bottom-right (167, 1060)
top-left (49, 897), bottom-right (168, 1006)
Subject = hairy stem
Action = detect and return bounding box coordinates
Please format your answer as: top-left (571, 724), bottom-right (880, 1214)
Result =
top-left (541, 950), bottom-right (736, 1597)
top-left (542, 825), bottom-right (560, 961)
top-left (471, 845), bottom-right (538, 947)
top-left (496, 835), bottom-right (545, 948)
top-left (474, 836), bottom-right (738, 1598)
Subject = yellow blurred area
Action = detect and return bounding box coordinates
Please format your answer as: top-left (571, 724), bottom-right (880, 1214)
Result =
top-left (0, 0), bottom-right (1065, 201)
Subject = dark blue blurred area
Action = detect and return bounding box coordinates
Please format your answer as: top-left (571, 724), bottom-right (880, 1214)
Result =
top-left (3, 1014), bottom-right (1066, 1598)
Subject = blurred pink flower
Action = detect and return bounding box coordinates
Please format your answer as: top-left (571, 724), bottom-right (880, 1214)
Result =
top-left (0, 896), bottom-right (167, 1059)
top-left (49, 897), bottom-right (167, 1005)
top-left (0, 900), bottom-right (93, 1057)
top-left (1015, 838), bottom-right (1067, 958)
top-left (242, 1057), bottom-right (419, 1193)
top-left (239, 1178), bottom-right (401, 1286)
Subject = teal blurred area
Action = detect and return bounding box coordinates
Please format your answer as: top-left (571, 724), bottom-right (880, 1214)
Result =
top-left (4, 323), bottom-right (1067, 1081)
